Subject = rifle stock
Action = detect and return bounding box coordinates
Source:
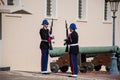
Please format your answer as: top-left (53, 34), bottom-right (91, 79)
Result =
top-left (49, 19), bottom-right (53, 50)
top-left (65, 20), bottom-right (68, 52)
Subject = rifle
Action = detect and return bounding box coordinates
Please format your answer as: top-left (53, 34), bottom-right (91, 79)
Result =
top-left (65, 20), bottom-right (68, 52)
top-left (49, 19), bottom-right (53, 50)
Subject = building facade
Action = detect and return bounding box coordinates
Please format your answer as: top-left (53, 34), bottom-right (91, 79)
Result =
top-left (0, 0), bottom-right (120, 72)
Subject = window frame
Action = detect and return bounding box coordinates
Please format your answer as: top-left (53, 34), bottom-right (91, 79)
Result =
top-left (45, 0), bottom-right (58, 19)
top-left (0, 0), bottom-right (22, 17)
top-left (1, 0), bottom-right (21, 6)
top-left (103, 0), bottom-right (112, 24)
top-left (76, 0), bottom-right (88, 22)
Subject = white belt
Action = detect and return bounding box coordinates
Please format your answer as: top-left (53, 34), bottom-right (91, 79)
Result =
top-left (41, 40), bottom-right (48, 42)
top-left (69, 43), bottom-right (78, 46)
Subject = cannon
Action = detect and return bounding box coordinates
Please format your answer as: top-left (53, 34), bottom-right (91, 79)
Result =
top-left (49, 46), bottom-right (120, 73)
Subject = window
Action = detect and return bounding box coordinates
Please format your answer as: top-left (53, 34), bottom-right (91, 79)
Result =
top-left (0, 0), bottom-right (23, 17)
top-left (0, 0), bottom-right (20, 6)
top-left (45, 0), bottom-right (57, 19)
top-left (77, 0), bottom-right (87, 21)
top-left (104, 0), bottom-right (112, 22)
top-left (7, 0), bottom-right (14, 5)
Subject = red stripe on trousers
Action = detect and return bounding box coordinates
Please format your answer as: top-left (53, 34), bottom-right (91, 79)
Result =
top-left (70, 54), bottom-right (74, 74)
top-left (41, 49), bottom-right (43, 71)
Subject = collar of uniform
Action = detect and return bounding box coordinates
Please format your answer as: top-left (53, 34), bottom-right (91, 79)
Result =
top-left (43, 27), bottom-right (47, 30)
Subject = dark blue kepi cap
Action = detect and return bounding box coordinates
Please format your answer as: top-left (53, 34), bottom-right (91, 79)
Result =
top-left (41, 19), bottom-right (49, 25)
top-left (69, 23), bottom-right (77, 30)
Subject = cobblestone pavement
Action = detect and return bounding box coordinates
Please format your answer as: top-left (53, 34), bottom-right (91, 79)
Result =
top-left (0, 71), bottom-right (120, 80)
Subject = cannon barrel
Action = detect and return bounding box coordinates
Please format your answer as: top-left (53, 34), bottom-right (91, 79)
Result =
top-left (49, 46), bottom-right (119, 57)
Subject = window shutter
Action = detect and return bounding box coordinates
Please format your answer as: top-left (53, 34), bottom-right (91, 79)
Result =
top-left (104, 0), bottom-right (111, 21)
top-left (46, 0), bottom-right (57, 18)
top-left (14, 0), bottom-right (21, 6)
top-left (107, 3), bottom-right (111, 21)
top-left (51, 0), bottom-right (56, 17)
top-left (47, 0), bottom-right (52, 16)
top-left (104, 0), bottom-right (108, 20)
top-left (82, 0), bottom-right (86, 19)
top-left (78, 0), bottom-right (87, 20)
top-left (78, 0), bottom-right (82, 19)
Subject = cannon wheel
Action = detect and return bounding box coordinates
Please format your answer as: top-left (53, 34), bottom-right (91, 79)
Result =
top-left (105, 64), bottom-right (111, 72)
top-left (80, 66), bottom-right (87, 73)
top-left (94, 64), bottom-right (102, 71)
top-left (106, 63), bottom-right (120, 72)
top-left (50, 63), bottom-right (59, 73)
top-left (59, 65), bottom-right (68, 73)
top-left (86, 62), bottom-right (94, 71)
top-left (118, 62), bottom-right (120, 71)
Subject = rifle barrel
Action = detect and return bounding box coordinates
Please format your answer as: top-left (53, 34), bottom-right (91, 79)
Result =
top-left (65, 20), bottom-right (68, 52)
top-left (49, 19), bottom-right (54, 50)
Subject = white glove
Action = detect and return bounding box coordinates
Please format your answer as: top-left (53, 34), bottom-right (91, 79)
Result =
top-left (51, 39), bottom-right (55, 44)
top-left (49, 34), bottom-right (54, 39)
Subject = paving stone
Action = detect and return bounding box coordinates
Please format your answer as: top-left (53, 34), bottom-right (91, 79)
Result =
top-left (0, 71), bottom-right (120, 80)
